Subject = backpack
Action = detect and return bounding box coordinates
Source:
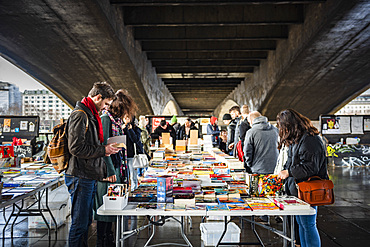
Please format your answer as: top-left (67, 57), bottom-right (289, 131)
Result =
top-left (47, 110), bottom-right (88, 173)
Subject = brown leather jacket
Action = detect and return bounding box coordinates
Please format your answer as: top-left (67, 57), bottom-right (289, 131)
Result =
top-left (65, 101), bottom-right (106, 180)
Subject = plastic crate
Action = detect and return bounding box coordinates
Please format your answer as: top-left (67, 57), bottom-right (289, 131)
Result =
top-left (103, 194), bottom-right (128, 210)
top-left (200, 222), bottom-right (240, 246)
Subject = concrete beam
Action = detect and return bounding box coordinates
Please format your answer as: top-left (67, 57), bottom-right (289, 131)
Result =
top-left (122, 5), bottom-right (304, 26)
top-left (224, 0), bottom-right (370, 120)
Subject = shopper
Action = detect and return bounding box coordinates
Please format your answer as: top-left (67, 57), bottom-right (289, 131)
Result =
top-left (124, 115), bottom-right (143, 191)
top-left (222, 113), bottom-right (236, 156)
top-left (243, 111), bottom-right (278, 174)
top-left (177, 118), bottom-right (198, 140)
top-left (93, 89), bottom-right (137, 246)
top-left (277, 109), bottom-right (328, 247)
top-left (219, 129), bottom-right (228, 153)
top-left (65, 82), bottom-right (120, 247)
top-left (234, 105), bottom-right (251, 160)
top-left (153, 119), bottom-right (176, 143)
top-left (170, 115), bottom-right (181, 134)
top-left (229, 106), bottom-right (242, 156)
top-left (138, 115), bottom-right (151, 177)
top-left (207, 116), bottom-right (220, 147)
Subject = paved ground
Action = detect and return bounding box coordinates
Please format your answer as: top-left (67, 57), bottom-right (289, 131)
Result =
top-left (1, 166), bottom-right (369, 246)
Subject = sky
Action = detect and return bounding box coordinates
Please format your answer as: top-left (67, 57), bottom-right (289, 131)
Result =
top-left (0, 56), bottom-right (46, 92)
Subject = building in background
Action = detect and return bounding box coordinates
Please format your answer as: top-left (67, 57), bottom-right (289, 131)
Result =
top-left (0, 81), bottom-right (22, 115)
top-left (22, 89), bottom-right (72, 132)
top-left (335, 89), bottom-right (370, 115)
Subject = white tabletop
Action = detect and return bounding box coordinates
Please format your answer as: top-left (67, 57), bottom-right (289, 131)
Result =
top-left (97, 203), bottom-right (316, 217)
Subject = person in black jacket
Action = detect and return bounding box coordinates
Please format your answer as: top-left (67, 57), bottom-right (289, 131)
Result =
top-left (123, 115), bottom-right (143, 191)
top-left (177, 118), bottom-right (198, 140)
top-left (277, 109), bottom-right (328, 247)
top-left (153, 120), bottom-right (176, 144)
top-left (65, 82), bottom-right (120, 247)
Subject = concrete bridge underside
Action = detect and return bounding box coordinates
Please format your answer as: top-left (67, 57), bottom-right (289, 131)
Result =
top-left (0, 0), bottom-right (369, 119)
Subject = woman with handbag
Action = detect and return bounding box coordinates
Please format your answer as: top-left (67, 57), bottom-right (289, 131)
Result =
top-left (124, 115), bottom-right (143, 191)
top-left (277, 109), bottom-right (329, 247)
top-left (93, 89), bottom-right (137, 247)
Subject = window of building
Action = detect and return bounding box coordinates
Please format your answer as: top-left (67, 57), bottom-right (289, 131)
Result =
top-left (49, 105), bottom-right (52, 107)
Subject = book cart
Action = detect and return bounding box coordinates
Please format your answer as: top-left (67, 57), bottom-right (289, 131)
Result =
top-left (97, 147), bottom-right (315, 247)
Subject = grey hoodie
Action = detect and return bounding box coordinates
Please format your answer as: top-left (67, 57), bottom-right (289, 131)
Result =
top-left (243, 116), bottom-right (279, 174)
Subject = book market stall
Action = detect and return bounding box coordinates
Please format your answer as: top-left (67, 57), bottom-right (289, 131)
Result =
top-left (0, 163), bottom-right (66, 244)
top-left (98, 140), bottom-right (315, 247)
top-left (0, 116), bottom-right (69, 243)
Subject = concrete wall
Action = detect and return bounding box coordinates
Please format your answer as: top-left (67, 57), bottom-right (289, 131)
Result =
top-left (216, 0), bottom-right (346, 118)
top-left (96, 0), bottom-right (182, 115)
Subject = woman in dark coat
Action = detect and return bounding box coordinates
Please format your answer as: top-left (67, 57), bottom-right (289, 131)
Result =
top-left (94, 89), bottom-right (137, 247)
top-left (277, 109), bottom-right (328, 247)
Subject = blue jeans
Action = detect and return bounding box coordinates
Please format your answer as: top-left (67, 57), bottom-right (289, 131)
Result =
top-left (296, 206), bottom-right (320, 247)
top-left (127, 158), bottom-right (138, 191)
top-left (65, 175), bottom-right (97, 247)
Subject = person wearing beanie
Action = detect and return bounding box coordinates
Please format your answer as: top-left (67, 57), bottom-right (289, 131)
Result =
top-left (170, 115), bottom-right (181, 134)
top-left (207, 116), bottom-right (220, 147)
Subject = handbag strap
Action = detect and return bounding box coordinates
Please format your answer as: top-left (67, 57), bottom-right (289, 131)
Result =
top-left (306, 176), bottom-right (323, 182)
top-left (133, 143), bottom-right (137, 156)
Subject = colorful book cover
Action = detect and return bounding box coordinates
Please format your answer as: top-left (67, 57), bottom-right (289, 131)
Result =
top-left (247, 202), bottom-right (280, 211)
top-left (206, 204), bottom-right (229, 211)
top-left (107, 184), bottom-right (125, 197)
top-left (186, 205), bottom-right (207, 210)
top-left (227, 204), bottom-right (252, 211)
top-left (269, 196), bottom-right (311, 210)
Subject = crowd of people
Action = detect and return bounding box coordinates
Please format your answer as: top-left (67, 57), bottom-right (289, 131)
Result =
top-left (64, 82), bottom-right (327, 247)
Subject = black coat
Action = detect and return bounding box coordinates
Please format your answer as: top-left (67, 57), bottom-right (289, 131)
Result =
top-left (123, 124), bottom-right (142, 158)
top-left (239, 118), bottom-right (251, 145)
top-left (177, 123), bottom-right (199, 140)
top-left (66, 101), bottom-right (106, 180)
top-left (153, 124), bottom-right (176, 140)
top-left (284, 132), bottom-right (329, 197)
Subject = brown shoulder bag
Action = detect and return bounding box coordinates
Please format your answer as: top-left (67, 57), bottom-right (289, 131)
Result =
top-left (297, 176), bottom-right (334, 206)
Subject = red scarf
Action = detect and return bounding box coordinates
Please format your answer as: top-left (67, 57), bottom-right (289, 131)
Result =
top-left (81, 97), bottom-right (104, 143)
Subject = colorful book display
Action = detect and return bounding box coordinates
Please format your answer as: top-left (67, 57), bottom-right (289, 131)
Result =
top-left (248, 174), bottom-right (283, 197)
top-left (107, 184), bottom-right (126, 197)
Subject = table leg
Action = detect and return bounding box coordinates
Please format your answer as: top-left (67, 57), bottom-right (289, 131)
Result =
top-left (121, 216), bottom-right (125, 247)
top-left (283, 216), bottom-right (288, 247)
top-left (116, 216), bottom-right (120, 247)
top-left (144, 216), bottom-right (156, 247)
top-left (251, 216), bottom-right (265, 247)
top-left (215, 216), bottom-right (228, 247)
top-left (11, 199), bottom-right (24, 238)
top-left (180, 216), bottom-right (193, 247)
top-left (45, 187), bottom-right (58, 239)
top-left (290, 216), bottom-right (295, 247)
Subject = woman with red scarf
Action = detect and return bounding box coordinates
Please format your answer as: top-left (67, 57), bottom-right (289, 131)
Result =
top-left (207, 116), bottom-right (221, 147)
